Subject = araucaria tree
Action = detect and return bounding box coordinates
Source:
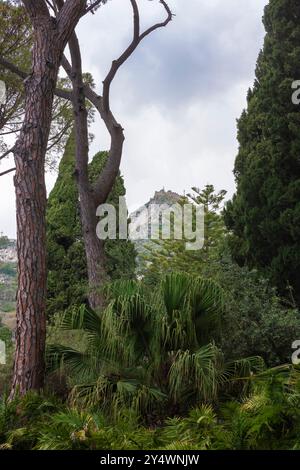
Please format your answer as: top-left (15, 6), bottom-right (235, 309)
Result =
top-left (225, 0), bottom-right (300, 305)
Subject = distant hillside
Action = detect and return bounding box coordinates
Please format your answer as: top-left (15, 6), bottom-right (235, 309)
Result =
top-left (0, 189), bottom-right (182, 317)
top-left (0, 236), bottom-right (17, 325)
top-left (129, 189), bottom-right (182, 272)
top-left (0, 240), bottom-right (17, 264)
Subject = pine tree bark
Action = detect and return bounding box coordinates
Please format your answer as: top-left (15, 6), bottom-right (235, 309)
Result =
top-left (12, 24), bottom-right (60, 396)
top-left (10, 0), bottom-right (87, 398)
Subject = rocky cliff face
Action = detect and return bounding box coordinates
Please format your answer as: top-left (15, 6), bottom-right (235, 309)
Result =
top-left (0, 243), bottom-right (17, 264)
top-left (130, 189), bottom-right (181, 235)
top-left (129, 189), bottom-right (182, 272)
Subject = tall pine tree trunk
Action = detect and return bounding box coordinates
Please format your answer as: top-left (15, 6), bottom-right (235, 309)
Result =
top-left (10, 1), bottom-right (87, 397)
top-left (11, 26), bottom-right (60, 396)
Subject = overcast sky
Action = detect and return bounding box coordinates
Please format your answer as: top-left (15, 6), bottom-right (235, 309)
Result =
top-left (0, 0), bottom-right (268, 239)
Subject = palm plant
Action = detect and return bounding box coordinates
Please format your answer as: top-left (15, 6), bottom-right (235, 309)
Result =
top-left (47, 273), bottom-right (263, 418)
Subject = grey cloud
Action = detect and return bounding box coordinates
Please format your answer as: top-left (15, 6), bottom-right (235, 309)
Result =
top-left (0, 0), bottom-right (269, 237)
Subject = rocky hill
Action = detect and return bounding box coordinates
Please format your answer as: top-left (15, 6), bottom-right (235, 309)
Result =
top-left (0, 243), bottom-right (17, 264)
top-left (129, 189), bottom-right (182, 272)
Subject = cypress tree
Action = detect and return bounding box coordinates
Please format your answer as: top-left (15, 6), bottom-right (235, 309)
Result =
top-left (46, 132), bottom-right (136, 317)
top-left (225, 0), bottom-right (300, 304)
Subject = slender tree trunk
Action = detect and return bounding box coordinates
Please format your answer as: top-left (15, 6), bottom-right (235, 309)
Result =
top-left (11, 25), bottom-right (61, 397)
top-left (79, 189), bottom-right (107, 310)
top-left (74, 89), bottom-right (107, 309)
top-left (70, 34), bottom-right (107, 310)
top-left (75, 113), bottom-right (107, 310)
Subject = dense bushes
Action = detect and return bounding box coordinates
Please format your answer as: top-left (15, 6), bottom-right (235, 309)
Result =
top-left (1, 364), bottom-right (300, 450)
top-left (203, 249), bottom-right (300, 366)
top-left (0, 236), bottom-right (9, 250)
top-left (2, 184), bottom-right (299, 449)
top-left (0, 324), bottom-right (13, 395)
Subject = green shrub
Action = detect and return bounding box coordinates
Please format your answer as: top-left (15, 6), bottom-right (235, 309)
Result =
top-left (0, 326), bottom-right (13, 395)
top-left (0, 392), bottom-right (62, 450)
top-left (0, 236), bottom-right (9, 250)
top-left (48, 273), bottom-right (263, 420)
top-left (0, 263), bottom-right (17, 278)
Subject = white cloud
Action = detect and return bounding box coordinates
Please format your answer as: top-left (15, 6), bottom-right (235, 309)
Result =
top-left (0, 0), bottom-right (268, 238)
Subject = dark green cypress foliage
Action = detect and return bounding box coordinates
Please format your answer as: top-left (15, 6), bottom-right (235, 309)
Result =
top-left (46, 132), bottom-right (136, 317)
top-left (225, 0), bottom-right (300, 304)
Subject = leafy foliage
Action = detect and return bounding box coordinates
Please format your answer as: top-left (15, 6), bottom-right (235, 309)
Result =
top-left (0, 0), bottom-right (31, 154)
top-left (1, 365), bottom-right (300, 450)
top-left (201, 244), bottom-right (300, 366)
top-left (0, 1), bottom-right (75, 165)
top-left (0, 235), bottom-right (9, 249)
top-left (142, 184), bottom-right (299, 366)
top-left (47, 272), bottom-right (263, 419)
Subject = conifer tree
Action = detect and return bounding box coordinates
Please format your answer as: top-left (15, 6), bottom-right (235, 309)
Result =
top-left (46, 133), bottom-right (136, 317)
top-left (225, 0), bottom-right (300, 305)
top-left (143, 185), bottom-right (226, 284)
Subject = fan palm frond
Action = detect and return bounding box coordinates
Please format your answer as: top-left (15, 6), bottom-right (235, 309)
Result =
top-left (169, 344), bottom-right (224, 402)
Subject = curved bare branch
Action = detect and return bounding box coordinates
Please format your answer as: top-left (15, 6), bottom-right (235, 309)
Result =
top-left (0, 167), bottom-right (15, 177)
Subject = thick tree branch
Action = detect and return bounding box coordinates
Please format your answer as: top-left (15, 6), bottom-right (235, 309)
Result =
top-left (57, 0), bottom-right (87, 44)
top-left (55, 87), bottom-right (73, 101)
top-left (92, 0), bottom-right (172, 203)
top-left (0, 56), bottom-right (73, 102)
top-left (22, 0), bottom-right (50, 20)
top-left (61, 55), bottom-right (73, 78)
top-left (83, 84), bottom-right (125, 205)
top-left (60, 0), bottom-right (172, 206)
top-left (102, 0), bottom-right (140, 112)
